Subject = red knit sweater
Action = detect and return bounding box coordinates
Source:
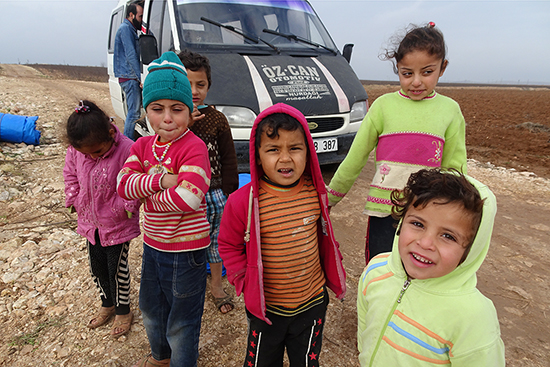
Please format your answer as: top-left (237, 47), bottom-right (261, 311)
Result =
top-left (117, 131), bottom-right (211, 252)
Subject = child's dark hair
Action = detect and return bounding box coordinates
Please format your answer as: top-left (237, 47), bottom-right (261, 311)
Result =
top-left (391, 168), bottom-right (484, 248)
top-left (66, 100), bottom-right (114, 149)
top-left (381, 22), bottom-right (447, 74)
top-left (178, 49), bottom-right (212, 89)
top-left (255, 113), bottom-right (305, 159)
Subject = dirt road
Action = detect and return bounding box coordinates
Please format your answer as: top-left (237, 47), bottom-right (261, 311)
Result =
top-left (0, 64), bottom-right (549, 366)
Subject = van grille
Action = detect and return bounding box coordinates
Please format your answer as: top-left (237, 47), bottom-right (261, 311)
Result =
top-left (305, 117), bottom-right (344, 134)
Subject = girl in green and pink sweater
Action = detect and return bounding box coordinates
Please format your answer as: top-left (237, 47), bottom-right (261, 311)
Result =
top-left (327, 22), bottom-right (467, 264)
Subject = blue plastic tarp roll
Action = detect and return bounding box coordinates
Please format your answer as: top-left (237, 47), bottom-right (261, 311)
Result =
top-left (0, 113), bottom-right (41, 145)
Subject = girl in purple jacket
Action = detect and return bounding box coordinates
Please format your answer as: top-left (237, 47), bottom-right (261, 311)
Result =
top-left (63, 100), bottom-right (140, 338)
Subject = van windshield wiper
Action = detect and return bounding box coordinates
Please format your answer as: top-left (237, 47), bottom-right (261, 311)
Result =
top-left (200, 17), bottom-right (280, 53)
top-left (262, 28), bottom-right (337, 55)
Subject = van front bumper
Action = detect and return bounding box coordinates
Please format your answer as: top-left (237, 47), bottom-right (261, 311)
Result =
top-left (234, 132), bottom-right (356, 173)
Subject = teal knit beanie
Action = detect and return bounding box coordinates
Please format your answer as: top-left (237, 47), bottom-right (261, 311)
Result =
top-left (142, 51), bottom-right (193, 111)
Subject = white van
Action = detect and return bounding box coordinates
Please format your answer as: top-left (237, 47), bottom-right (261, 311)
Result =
top-left (107, 0), bottom-right (368, 171)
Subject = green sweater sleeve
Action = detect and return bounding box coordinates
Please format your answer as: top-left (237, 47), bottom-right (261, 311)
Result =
top-left (441, 99), bottom-right (468, 174)
top-left (327, 101), bottom-right (381, 206)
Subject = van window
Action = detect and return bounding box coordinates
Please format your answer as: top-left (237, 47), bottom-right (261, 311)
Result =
top-left (221, 21), bottom-right (245, 45)
top-left (149, 0), bottom-right (174, 54)
top-left (307, 17), bottom-right (324, 45)
top-left (108, 7), bottom-right (124, 53)
top-left (160, 2), bottom-right (173, 53)
top-left (175, 0), bottom-right (336, 51)
top-left (148, 0), bottom-right (164, 54)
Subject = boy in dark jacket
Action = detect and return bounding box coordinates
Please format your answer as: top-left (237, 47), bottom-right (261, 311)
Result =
top-left (179, 49), bottom-right (239, 314)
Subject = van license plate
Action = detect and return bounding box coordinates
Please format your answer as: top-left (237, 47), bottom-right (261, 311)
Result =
top-left (313, 138), bottom-right (338, 153)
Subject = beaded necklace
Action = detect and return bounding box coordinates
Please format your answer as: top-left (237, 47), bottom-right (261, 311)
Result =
top-left (151, 129), bottom-right (189, 173)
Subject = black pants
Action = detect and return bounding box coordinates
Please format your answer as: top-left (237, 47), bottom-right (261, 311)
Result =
top-left (365, 215), bottom-right (399, 264)
top-left (87, 230), bottom-right (131, 315)
top-left (243, 292), bottom-right (329, 367)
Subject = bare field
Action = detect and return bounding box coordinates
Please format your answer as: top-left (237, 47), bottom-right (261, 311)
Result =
top-left (0, 64), bottom-right (549, 367)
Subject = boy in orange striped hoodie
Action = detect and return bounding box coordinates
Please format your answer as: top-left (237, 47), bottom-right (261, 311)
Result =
top-left (218, 103), bottom-right (346, 367)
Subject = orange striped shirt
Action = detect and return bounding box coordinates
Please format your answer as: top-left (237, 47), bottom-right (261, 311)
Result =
top-left (259, 176), bottom-right (326, 307)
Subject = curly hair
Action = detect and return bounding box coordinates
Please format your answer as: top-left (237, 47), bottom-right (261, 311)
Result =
top-left (391, 168), bottom-right (484, 248)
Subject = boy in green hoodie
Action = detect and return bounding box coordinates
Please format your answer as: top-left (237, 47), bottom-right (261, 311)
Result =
top-left (357, 168), bottom-right (505, 366)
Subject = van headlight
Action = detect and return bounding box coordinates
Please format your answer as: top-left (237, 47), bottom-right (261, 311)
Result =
top-left (214, 106), bottom-right (257, 128)
top-left (350, 100), bottom-right (368, 123)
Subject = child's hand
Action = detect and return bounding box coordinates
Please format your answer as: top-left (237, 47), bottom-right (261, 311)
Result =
top-left (161, 173), bottom-right (179, 189)
top-left (190, 105), bottom-right (205, 127)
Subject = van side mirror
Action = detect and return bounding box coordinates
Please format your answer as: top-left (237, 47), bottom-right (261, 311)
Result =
top-left (140, 34), bottom-right (159, 65)
top-left (342, 44), bottom-right (354, 63)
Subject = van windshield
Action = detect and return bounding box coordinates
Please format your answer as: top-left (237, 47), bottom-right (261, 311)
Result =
top-left (176, 0), bottom-right (337, 52)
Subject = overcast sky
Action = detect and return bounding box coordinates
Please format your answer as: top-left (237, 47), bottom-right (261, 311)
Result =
top-left (1, 0), bottom-right (549, 85)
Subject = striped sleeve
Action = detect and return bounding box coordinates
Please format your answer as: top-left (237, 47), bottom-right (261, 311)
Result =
top-left (145, 157), bottom-right (210, 213)
top-left (117, 152), bottom-right (163, 200)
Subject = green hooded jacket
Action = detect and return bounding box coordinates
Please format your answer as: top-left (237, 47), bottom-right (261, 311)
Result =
top-left (357, 175), bottom-right (505, 366)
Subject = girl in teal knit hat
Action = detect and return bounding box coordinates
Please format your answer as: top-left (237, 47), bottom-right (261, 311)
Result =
top-left (117, 51), bottom-right (211, 367)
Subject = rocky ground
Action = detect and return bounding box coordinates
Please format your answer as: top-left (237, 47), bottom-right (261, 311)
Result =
top-left (0, 64), bottom-right (549, 366)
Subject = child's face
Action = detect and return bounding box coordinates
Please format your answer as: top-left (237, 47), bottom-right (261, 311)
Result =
top-left (398, 200), bottom-right (474, 280)
top-left (186, 68), bottom-right (209, 108)
top-left (75, 129), bottom-right (115, 159)
top-left (257, 128), bottom-right (307, 186)
top-left (397, 50), bottom-right (447, 100)
top-left (147, 99), bottom-right (190, 142)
